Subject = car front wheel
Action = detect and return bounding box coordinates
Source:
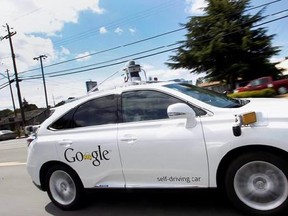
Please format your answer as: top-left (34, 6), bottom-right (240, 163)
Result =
top-left (225, 152), bottom-right (288, 215)
top-left (46, 165), bottom-right (84, 210)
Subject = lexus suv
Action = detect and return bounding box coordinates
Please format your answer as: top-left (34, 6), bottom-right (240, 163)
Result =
top-left (27, 82), bottom-right (288, 215)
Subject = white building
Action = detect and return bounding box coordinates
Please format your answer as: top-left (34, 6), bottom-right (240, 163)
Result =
top-left (276, 57), bottom-right (288, 76)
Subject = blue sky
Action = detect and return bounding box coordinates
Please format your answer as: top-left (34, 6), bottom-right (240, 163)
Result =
top-left (0, 0), bottom-right (288, 110)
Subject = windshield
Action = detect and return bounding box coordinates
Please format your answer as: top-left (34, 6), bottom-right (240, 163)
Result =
top-left (165, 83), bottom-right (244, 108)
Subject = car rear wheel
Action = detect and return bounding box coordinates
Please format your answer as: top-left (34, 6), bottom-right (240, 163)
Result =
top-left (225, 152), bottom-right (288, 215)
top-left (46, 165), bottom-right (84, 210)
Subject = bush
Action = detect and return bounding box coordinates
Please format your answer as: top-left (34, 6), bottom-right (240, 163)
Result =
top-left (228, 88), bottom-right (277, 98)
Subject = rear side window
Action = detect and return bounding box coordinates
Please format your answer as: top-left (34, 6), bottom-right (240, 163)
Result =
top-left (49, 95), bottom-right (118, 130)
top-left (73, 95), bottom-right (118, 127)
top-left (49, 107), bottom-right (77, 130)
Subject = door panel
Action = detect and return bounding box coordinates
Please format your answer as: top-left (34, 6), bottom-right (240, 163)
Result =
top-left (118, 119), bottom-right (208, 188)
top-left (54, 125), bottom-right (124, 188)
top-left (119, 90), bottom-right (208, 188)
top-left (51, 94), bottom-right (125, 188)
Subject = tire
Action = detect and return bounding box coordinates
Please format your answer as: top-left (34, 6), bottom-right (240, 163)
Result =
top-left (225, 152), bottom-right (288, 215)
top-left (46, 165), bottom-right (84, 210)
top-left (277, 86), bottom-right (288, 95)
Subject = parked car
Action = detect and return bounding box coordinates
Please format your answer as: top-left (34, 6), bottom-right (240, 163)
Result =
top-left (235, 76), bottom-right (288, 94)
top-left (0, 130), bottom-right (17, 141)
top-left (27, 81), bottom-right (288, 215)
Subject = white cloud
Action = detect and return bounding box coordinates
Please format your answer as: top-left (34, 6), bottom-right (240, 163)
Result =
top-left (53, 46), bottom-right (71, 61)
top-left (0, 0), bottom-right (104, 71)
top-left (185, 0), bottom-right (207, 15)
top-left (147, 68), bottom-right (202, 84)
top-left (99, 26), bottom-right (108, 34)
top-left (129, 28), bottom-right (136, 34)
top-left (141, 63), bottom-right (155, 71)
top-left (59, 46), bottom-right (70, 56)
top-left (114, 62), bottom-right (199, 83)
top-left (20, 77), bottom-right (87, 108)
top-left (0, 32), bottom-right (56, 72)
top-left (138, 63), bottom-right (203, 84)
top-left (75, 52), bottom-right (91, 62)
top-left (115, 27), bottom-right (124, 35)
top-left (99, 63), bottom-right (203, 90)
top-left (275, 58), bottom-right (288, 75)
top-left (0, 0), bottom-right (104, 35)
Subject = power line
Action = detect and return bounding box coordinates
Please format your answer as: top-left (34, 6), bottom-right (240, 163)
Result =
top-left (12, 8), bottom-right (42, 22)
top-left (195, 10), bottom-right (288, 45)
top-left (52, 0), bottom-right (179, 46)
top-left (0, 80), bottom-right (9, 88)
top-left (1, 23), bottom-right (25, 127)
top-left (18, 1), bottom-right (285, 76)
top-left (245, 0), bottom-right (282, 12)
top-left (0, 77), bottom-right (7, 81)
top-left (1, 2), bottom-right (286, 88)
top-left (98, 70), bottom-right (121, 87)
top-left (19, 28), bottom-right (184, 75)
top-left (22, 46), bottom-right (177, 80)
top-left (51, 47), bottom-right (178, 78)
top-left (1, 69), bottom-right (17, 117)
top-left (0, 82), bottom-right (9, 90)
top-left (52, 0), bottom-right (282, 46)
top-left (19, 9), bottom-right (288, 81)
top-left (19, 12), bottom-right (288, 83)
top-left (22, 43), bottom-right (178, 79)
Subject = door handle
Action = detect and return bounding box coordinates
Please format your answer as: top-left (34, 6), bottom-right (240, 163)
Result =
top-left (58, 140), bottom-right (72, 147)
top-left (120, 135), bottom-right (137, 143)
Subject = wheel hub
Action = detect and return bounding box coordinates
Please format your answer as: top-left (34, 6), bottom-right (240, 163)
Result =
top-left (253, 176), bottom-right (267, 191)
top-left (60, 182), bottom-right (68, 192)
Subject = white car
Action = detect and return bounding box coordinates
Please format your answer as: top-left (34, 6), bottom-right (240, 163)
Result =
top-left (27, 82), bottom-right (288, 215)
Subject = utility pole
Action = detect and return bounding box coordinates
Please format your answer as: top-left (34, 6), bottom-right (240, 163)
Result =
top-left (0, 71), bottom-right (16, 117)
top-left (1, 23), bottom-right (25, 128)
top-left (6, 70), bottom-right (17, 117)
top-left (33, 55), bottom-right (48, 108)
top-left (5, 70), bottom-right (17, 117)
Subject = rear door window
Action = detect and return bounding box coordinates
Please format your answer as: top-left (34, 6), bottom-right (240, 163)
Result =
top-left (121, 90), bottom-right (183, 122)
top-left (49, 95), bottom-right (118, 129)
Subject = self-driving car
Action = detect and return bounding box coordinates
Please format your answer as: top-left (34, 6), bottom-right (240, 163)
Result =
top-left (27, 81), bottom-right (288, 215)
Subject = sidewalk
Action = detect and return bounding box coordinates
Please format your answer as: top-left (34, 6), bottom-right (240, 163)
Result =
top-left (275, 93), bottom-right (288, 99)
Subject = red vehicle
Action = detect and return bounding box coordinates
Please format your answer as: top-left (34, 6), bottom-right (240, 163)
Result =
top-left (235, 76), bottom-right (288, 94)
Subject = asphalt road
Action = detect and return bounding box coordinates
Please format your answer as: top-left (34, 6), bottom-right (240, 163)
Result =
top-left (0, 138), bottom-right (245, 216)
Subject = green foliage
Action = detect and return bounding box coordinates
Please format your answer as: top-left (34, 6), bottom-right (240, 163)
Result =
top-left (228, 88), bottom-right (276, 98)
top-left (0, 109), bottom-right (13, 118)
top-left (22, 98), bottom-right (38, 111)
top-left (167, 0), bottom-right (281, 89)
top-left (0, 100), bottom-right (38, 119)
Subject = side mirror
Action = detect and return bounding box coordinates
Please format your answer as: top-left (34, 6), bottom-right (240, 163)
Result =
top-left (167, 103), bottom-right (197, 128)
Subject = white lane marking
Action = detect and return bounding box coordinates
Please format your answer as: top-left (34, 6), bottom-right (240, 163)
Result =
top-left (0, 162), bottom-right (26, 167)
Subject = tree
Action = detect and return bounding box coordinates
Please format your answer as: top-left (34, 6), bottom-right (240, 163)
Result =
top-left (22, 98), bottom-right (38, 111)
top-left (0, 109), bottom-right (13, 118)
top-left (167, 0), bottom-right (281, 89)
